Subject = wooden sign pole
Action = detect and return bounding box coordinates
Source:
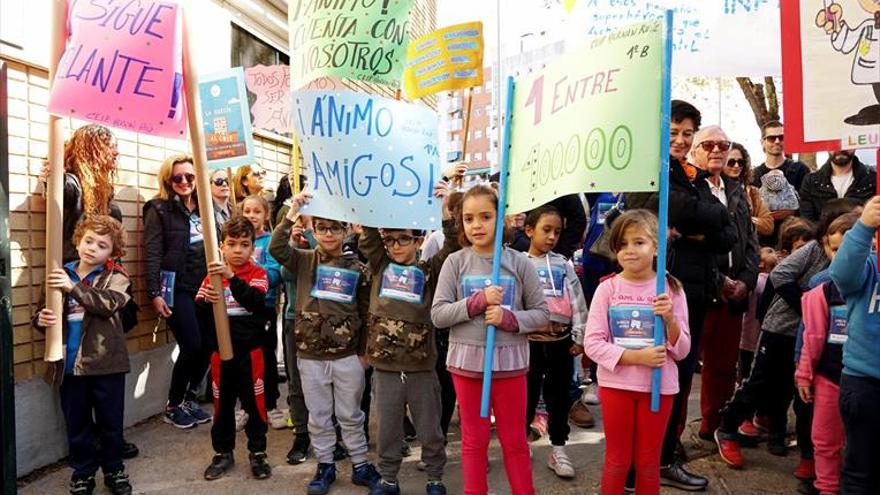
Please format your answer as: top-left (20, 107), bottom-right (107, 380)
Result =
top-left (456, 87), bottom-right (475, 188)
top-left (44, 0), bottom-right (68, 362)
top-left (181, 10), bottom-right (233, 361)
top-left (292, 136), bottom-right (302, 195)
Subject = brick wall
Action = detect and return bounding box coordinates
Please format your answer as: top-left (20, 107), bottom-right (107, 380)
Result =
top-left (5, 59), bottom-right (294, 383)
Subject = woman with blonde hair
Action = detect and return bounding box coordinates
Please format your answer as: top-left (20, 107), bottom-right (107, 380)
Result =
top-left (143, 154), bottom-right (213, 429)
top-left (233, 164), bottom-right (267, 204)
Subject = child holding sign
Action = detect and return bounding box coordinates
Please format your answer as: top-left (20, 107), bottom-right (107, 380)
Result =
top-left (358, 187), bottom-right (458, 495)
top-left (269, 193), bottom-right (380, 495)
top-left (584, 209), bottom-right (691, 495)
top-left (240, 194), bottom-right (285, 429)
top-left (431, 184), bottom-right (549, 495)
top-left (523, 205), bottom-right (588, 479)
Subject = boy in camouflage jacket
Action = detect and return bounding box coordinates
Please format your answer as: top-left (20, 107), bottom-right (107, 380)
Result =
top-left (358, 186), bottom-right (458, 495)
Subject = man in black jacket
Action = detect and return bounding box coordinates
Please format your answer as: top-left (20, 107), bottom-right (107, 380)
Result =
top-left (625, 100), bottom-right (734, 491)
top-left (799, 151), bottom-right (876, 222)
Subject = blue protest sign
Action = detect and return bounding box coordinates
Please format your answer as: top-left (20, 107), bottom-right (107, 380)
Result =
top-left (199, 67), bottom-right (255, 171)
top-left (292, 90), bottom-right (442, 230)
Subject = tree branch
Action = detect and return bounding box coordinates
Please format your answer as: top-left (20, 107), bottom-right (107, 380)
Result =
top-left (765, 76), bottom-right (780, 121)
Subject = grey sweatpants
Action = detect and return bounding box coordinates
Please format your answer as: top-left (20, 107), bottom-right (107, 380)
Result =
top-left (374, 369), bottom-right (447, 482)
top-left (298, 354), bottom-right (369, 464)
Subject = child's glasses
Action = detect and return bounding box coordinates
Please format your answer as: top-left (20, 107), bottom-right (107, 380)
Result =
top-left (382, 235), bottom-right (415, 247)
top-left (314, 225), bottom-right (345, 235)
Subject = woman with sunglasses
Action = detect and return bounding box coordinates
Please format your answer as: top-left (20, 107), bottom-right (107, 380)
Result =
top-left (209, 170), bottom-right (232, 228)
top-left (723, 143), bottom-right (774, 239)
top-left (233, 164), bottom-right (267, 205)
top-left (143, 154), bottom-right (214, 429)
top-left (690, 127), bottom-right (760, 441)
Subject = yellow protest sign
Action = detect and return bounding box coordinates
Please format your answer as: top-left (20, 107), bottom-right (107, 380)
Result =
top-left (403, 21), bottom-right (484, 99)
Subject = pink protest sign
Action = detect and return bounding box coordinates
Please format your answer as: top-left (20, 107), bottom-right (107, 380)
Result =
top-left (243, 65), bottom-right (290, 135)
top-left (47, 0), bottom-right (186, 138)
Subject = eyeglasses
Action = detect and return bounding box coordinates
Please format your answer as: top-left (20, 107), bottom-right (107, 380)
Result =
top-left (250, 169), bottom-right (266, 178)
top-left (314, 225), bottom-right (345, 235)
top-left (382, 235), bottom-right (415, 247)
top-left (764, 134), bottom-right (784, 143)
top-left (697, 140), bottom-right (731, 152)
top-left (726, 159), bottom-right (746, 168)
top-left (212, 178), bottom-right (229, 186)
top-left (171, 173), bottom-right (196, 184)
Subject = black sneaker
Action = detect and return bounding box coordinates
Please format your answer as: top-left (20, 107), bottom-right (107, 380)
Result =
top-left (768, 434), bottom-right (788, 456)
top-left (333, 441), bottom-right (349, 461)
top-left (287, 433), bottom-right (311, 465)
top-left (249, 451), bottom-right (272, 480)
top-left (797, 479), bottom-right (820, 495)
top-left (103, 470), bottom-right (132, 495)
top-left (69, 476), bottom-right (95, 495)
top-left (624, 468), bottom-right (635, 493)
top-left (121, 441), bottom-right (139, 459)
top-left (660, 462), bottom-right (709, 491)
top-left (401, 441), bottom-right (412, 458)
top-left (204, 452), bottom-right (235, 480)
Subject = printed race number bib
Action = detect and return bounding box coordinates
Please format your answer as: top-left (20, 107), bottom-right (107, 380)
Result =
top-left (67, 299), bottom-right (85, 323)
top-left (461, 274), bottom-right (516, 310)
top-left (189, 215), bottom-right (203, 244)
top-left (379, 263), bottom-right (426, 303)
top-left (828, 305), bottom-right (848, 345)
top-left (536, 264), bottom-right (565, 297)
top-left (224, 286), bottom-right (251, 316)
top-left (609, 305), bottom-right (654, 349)
top-left (311, 265), bottom-right (360, 304)
top-left (597, 202), bottom-right (615, 225)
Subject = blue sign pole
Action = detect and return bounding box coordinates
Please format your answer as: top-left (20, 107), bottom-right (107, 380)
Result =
top-left (480, 76), bottom-right (516, 418)
top-left (651, 10), bottom-right (674, 413)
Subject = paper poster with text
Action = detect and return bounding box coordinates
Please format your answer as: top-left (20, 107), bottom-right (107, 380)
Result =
top-left (47, 0), bottom-right (186, 138)
top-left (292, 90), bottom-right (442, 229)
top-left (403, 21), bottom-right (484, 99)
top-left (506, 20), bottom-right (662, 214)
top-left (244, 64), bottom-right (291, 135)
top-left (288, 0), bottom-right (414, 88)
top-left (199, 67), bottom-right (255, 170)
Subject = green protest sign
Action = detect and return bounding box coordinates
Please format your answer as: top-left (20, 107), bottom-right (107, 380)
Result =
top-left (506, 20), bottom-right (663, 214)
top-left (288, 0), bottom-right (415, 88)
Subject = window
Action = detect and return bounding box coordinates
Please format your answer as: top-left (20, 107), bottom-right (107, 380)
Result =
top-left (474, 152), bottom-right (483, 161)
top-left (473, 130), bottom-right (482, 139)
top-left (474, 108), bottom-right (482, 117)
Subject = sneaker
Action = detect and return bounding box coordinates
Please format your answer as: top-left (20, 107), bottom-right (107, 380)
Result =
top-left (426, 480), bottom-right (447, 495)
top-left (121, 441), bottom-right (139, 460)
top-left (235, 409), bottom-right (249, 432)
top-left (287, 433), bottom-right (310, 465)
top-left (753, 415), bottom-right (770, 433)
top-left (351, 462), bottom-right (381, 488)
top-left (624, 469), bottom-right (635, 493)
top-left (163, 405), bottom-right (197, 429)
top-left (204, 452), bottom-right (235, 480)
top-left (568, 400), bottom-right (595, 428)
top-left (401, 441), bottom-right (412, 457)
top-left (369, 479), bottom-right (401, 495)
top-left (333, 441), bottom-right (349, 461)
top-left (659, 462), bottom-right (709, 491)
top-left (307, 463), bottom-right (337, 495)
top-left (793, 458), bottom-right (815, 480)
top-left (181, 400), bottom-right (211, 424)
top-left (714, 429), bottom-right (744, 469)
top-left (69, 476), bottom-right (96, 495)
top-left (582, 382), bottom-right (600, 405)
top-left (103, 469), bottom-right (132, 495)
top-left (249, 451), bottom-right (272, 480)
top-left (768, 433), bottom-right (788, 456)
top-left (267, 408), bottom-right (289, 430)
top-left (737, 419), bottom-right (764, 439)
top-left (547, 446), bottom-right (575, 479)
top-left (797, 479), bottom-right (820, 495)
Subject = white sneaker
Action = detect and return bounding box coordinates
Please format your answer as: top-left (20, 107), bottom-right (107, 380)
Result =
top-left (548, 446), bottom-right (576, 479)
top-left (582, 382), bottom-right (600, 405)
top-left (267, 408), bottom-right (289, 430)
top-left (235, 409), bottom-right (249, 431)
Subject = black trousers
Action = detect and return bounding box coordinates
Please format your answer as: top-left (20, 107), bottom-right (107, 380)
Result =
top-left (435, 329), bottom-right (457, 438)
top-left (839, 373), bottom-right (880, 494)
top-left (166, 290), bottom-right (210, 405)
top-left (60, 373), bottom-right (126, 479)
top-left (526, 339), bottom-right (573, 446)
top-left (210, 347), bottom-right (267, 454)
top-left (719, 331), bottom-right (795, 436)
top-left (261, 315), bottom-right (280, 410)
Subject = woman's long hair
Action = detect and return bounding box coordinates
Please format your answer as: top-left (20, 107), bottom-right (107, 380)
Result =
top-left (63, 124), bottom-right (117, 215)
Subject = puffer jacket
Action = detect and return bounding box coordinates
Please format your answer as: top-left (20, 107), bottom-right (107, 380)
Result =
top-left (798, 156), bottom-right (876, 221)
top-left (142, 196), bottom-right (210, 297)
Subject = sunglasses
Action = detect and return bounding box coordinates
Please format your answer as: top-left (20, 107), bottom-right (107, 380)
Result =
top-left (314, 225), bottom-right (345, 235)
top-left (764, 134), bottom-right (784, 143)
top-left (171, 173), bottom-right (196, 184)
top-left (382, 235), bottom-right (415, 247)
top-left (697, 140), bottom-right (731, 152)
top-left (212, 177), bottom-right (229, 186)
top-left (250, 169), bottom-right (266, 178)
top-left (726, 158), bottom-right (746, 168)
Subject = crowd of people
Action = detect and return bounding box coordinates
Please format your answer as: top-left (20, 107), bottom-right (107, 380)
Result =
top-left (32, 95), bottom-right (880, 495)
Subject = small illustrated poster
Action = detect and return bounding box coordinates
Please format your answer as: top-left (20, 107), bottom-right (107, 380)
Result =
top-left (828, 305), bottom-right (848, 345)
top-left (159, 270), bottom-right (176, 308)
top-left (311, 265), bottom-right (360, 304)
top-left (536, 264), bottom-right (565, 298)
top-left (199, 67), bottom-right (255, 170)
top-left (597, 202), bottom-right (616, 225)
top-left (460, 275), bottom-right (516, 311)
top-left (609, 305), bottom-right (654, 349)
top-left (379, 264), bottom-right (426, 303)
top-left (189, 215), bottom-right (203, 245)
